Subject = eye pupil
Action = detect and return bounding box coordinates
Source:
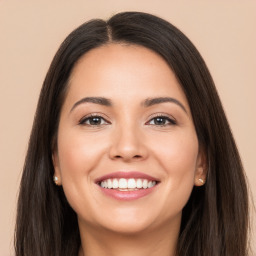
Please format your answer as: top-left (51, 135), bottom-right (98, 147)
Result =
top-left (155, 117), bottom-right (165, 125)
top-left (90, 117), bottom-right (101, 125)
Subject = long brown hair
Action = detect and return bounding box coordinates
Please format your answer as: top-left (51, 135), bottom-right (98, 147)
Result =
top-left (15, 12), bottom-right (250, 256)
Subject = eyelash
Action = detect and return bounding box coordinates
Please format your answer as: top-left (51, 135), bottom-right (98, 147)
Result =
top-left (78, 113), bottom-right (177, 127)
top-left (79, 113), bottom-right (110, 126)
top-left (146, 114), bottom-right (177, 126)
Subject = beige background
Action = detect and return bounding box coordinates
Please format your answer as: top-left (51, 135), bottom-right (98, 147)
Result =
top-left (0, 1), bottom-right (255, 255)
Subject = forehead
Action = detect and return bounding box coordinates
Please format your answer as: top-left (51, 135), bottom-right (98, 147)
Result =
top-left (70, 43), bottom-right (175, 83)
top-left (65, 43), bottom-right (189, 110)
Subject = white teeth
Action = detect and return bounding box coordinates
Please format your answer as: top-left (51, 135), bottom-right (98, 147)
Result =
top-left (147, 181), bottom-right (153, 188)
top-left (119, 178), bottom-right (127, 189)
top-left (99, 178), bottom-right (157, 190)
top-left (136, 179), bottom-right (143, 188)
top-left (107, 179), bottom-right (113, 189)
top-left (142, 179), bottom-right (148, 189)
top-left (112, 178), bottom-right (118, 188)
top-left (127, 178), bottom-right (136, 189)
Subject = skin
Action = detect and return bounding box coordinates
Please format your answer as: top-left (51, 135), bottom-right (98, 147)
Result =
top-left (53, 44), bottom-right (206, 256)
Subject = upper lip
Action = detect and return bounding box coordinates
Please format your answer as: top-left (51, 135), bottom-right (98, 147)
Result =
top-left (95, 171), bottom-right (160, 183)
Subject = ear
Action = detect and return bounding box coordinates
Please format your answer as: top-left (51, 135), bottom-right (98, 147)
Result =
top-left (52, 150), bottom-right (62, 186)
top-left (194, 146), bottom-right (207, 187)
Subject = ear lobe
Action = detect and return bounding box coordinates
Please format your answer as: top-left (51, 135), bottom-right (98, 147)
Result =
top-left (194, 146), bottom-right (207, 187)
top-left (52, 151), bottom-right (62, 186)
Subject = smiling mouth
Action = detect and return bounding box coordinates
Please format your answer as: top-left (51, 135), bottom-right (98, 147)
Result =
top-left (98, 178), bottom-right (158, 191)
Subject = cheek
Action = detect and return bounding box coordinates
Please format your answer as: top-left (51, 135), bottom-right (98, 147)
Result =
top-left (57, 129), bottom-right (107, 178)
top-left (150, 130), bottom-right (199, 206)
top-left (154, 130), bottom-right (199, 175)
top-left (56, 128), bottom-right (110, 212)
top-left (56, 128), bottom-right (109, 217)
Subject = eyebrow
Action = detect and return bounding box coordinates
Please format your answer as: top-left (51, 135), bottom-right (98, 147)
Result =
top-left (70, 96), bottom-right (187, 114)
top-left (143, 97), bottom-right (187, 113)
top-left (70, 97), bottom-right (112, 112)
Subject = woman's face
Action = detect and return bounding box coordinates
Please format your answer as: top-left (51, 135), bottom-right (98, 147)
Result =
top-left (53, 44), bottom-right (205, 234)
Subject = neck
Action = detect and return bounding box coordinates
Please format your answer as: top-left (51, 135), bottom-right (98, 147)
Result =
top-left (78, 219), bottom-right (180, 256)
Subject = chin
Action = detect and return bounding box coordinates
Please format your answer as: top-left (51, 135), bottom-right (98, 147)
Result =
top-left (89, 206), bottom-right (168, 235)
top-left (100, 219), bottom-right (154, 235)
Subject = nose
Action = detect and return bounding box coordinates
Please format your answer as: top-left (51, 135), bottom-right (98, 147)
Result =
top-left (108, 125), bottom-right (148, 162)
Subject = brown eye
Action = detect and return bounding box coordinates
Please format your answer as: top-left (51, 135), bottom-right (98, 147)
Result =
top-left (79, 116), bottom-right (109, 126)
top-left (147, 116), bottom-right (176, 126)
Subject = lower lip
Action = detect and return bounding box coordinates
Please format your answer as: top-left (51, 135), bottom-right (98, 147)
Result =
top-left (98, 185), bottom-right (158, 201)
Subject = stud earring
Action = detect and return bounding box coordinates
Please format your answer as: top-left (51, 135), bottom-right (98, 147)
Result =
top-left (199, 178), bottom-right (204, 184)
top-left (53, 176), bottom-right (59, 185)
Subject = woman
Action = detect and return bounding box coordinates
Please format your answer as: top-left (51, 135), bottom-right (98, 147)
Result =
top-left (15, 12), bottom-right (250, 256)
